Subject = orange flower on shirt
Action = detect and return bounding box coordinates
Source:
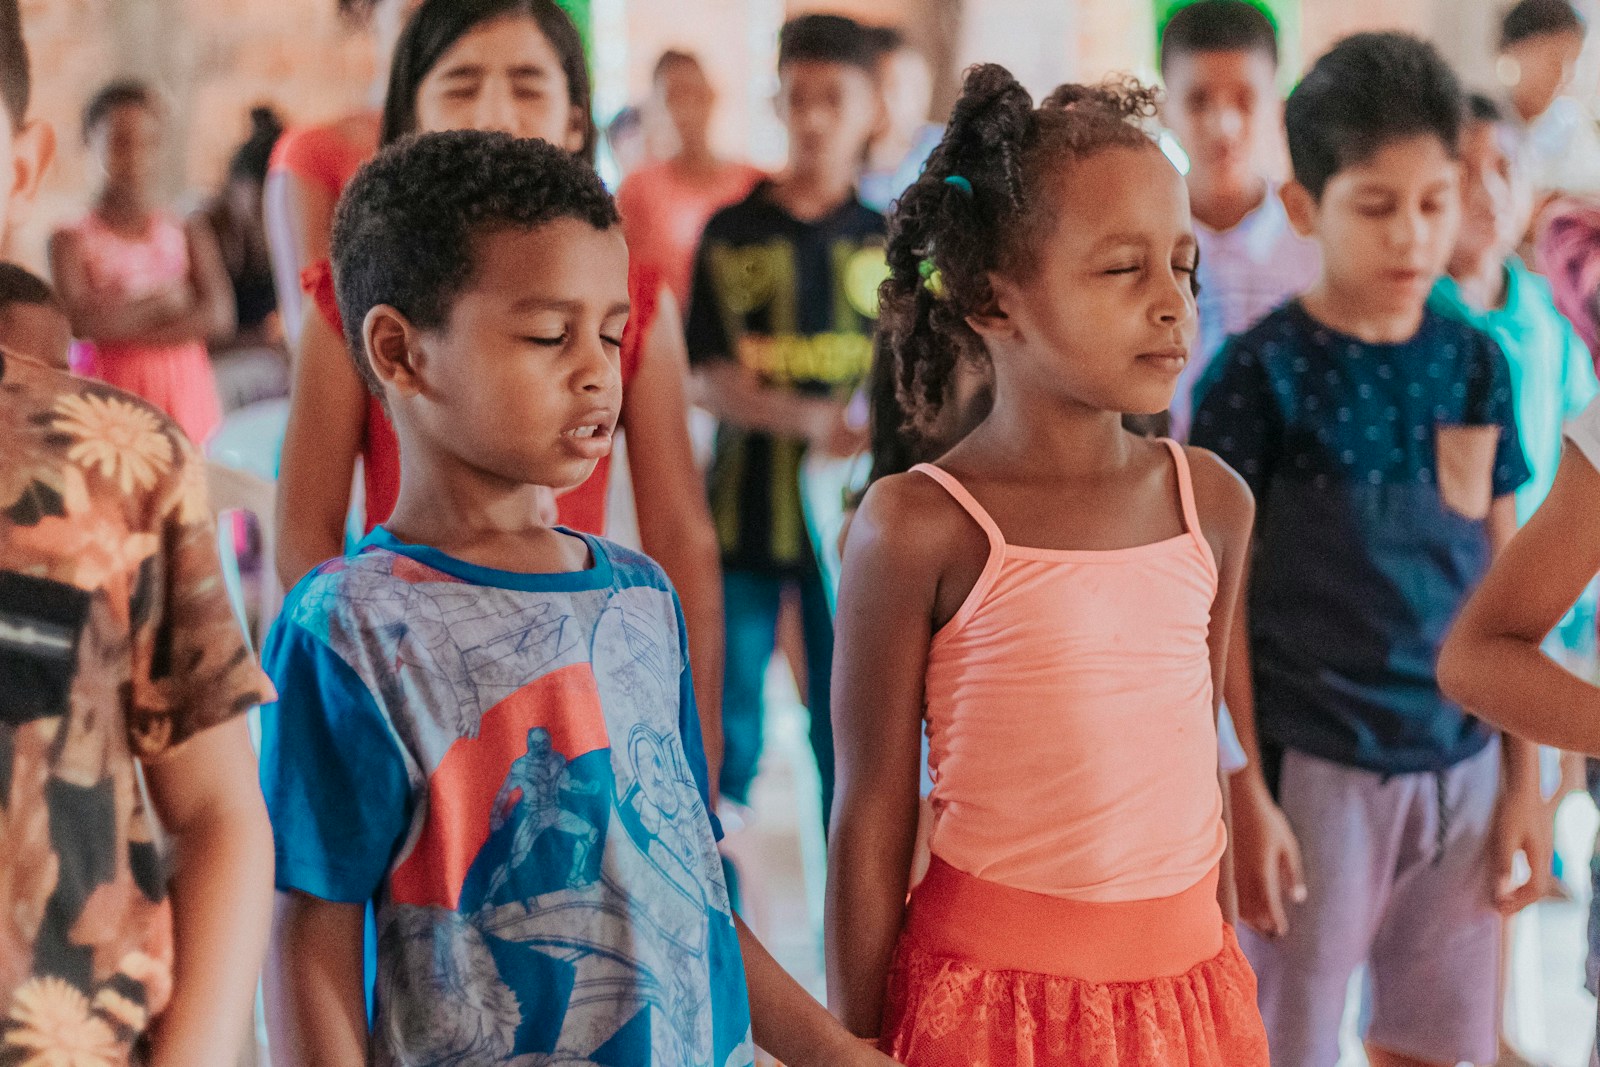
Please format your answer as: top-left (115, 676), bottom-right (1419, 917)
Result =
top-left (4, 976), bottom-right (121, 1067)
top-left (51, 392), bottom-right (174, 494)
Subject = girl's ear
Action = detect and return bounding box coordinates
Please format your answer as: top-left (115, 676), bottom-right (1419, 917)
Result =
top-left (363, 304), bottom-right (426, 398)
top-left (965, 273), bottom-right (1018, 348)
top-left (564, 106), bottom-right (587, 155)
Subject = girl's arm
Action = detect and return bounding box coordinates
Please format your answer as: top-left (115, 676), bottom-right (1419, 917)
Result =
top-left (262, 892), bottom-right (367, 1067)
top-left (263, 168), bottom-right (336, 351)
top-left (275, 302), bottom-right (366, 587)
top-left (182, 216), bottom-right (238, 346)
top-left (619, 288), bottom-right (725, 791)
top-left (1441, 446), bottom-right (1600, 754)
top-left (738, 917), bottom-right (897, 1065)
top-left (140, 717), bottom-right (274, 1067)
top-left (1187, 448), bottom-right (1256, 925)
top-left (825, 475), bottom-right (949, 1037)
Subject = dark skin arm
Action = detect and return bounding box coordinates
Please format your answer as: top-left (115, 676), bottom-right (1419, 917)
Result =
top-left (49, 218), bottom-right (235, 346)
top-left (622, 288), bottom-right (725, 793)
top-left (1441, 441), bottom-right (1600, 754)
top-left (740, 917), bottom-right (897, 1064)
top-left (825, 472), bottom-right (982, 1038)
top-left (262, 893), bottom-right (366, 1067)
top-left (141, 718), bottom-right (274, 1067)
top-left (274, 302), bottom-right (367, 588)
top-left (1186, 446), bottom-right (1256, 925)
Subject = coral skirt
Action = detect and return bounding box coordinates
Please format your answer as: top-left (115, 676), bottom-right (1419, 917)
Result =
top-left (71, 340), bottom-right (221, 446)
top-left (879, 859), bottom-right (1269, 1066)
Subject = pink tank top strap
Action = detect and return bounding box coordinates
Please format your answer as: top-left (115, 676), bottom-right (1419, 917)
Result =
top-left (1161, 438), bottom-right (1217, 576)
top-left (911, 462), bottom-right (1008, 640)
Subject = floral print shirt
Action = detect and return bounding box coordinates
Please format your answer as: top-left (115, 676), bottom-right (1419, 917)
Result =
top-left (0, 350), bottom-right (272, 1063)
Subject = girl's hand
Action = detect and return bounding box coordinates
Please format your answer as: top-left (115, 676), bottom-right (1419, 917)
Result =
top-left (1489, 774), bottom-right (1551, 915)
top-left (1230, 778), bottom-right (1306, 938)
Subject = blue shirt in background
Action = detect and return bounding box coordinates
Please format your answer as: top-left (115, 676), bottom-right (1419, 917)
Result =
top-left (1192, 302), bottom-right (1529, 776)
top-left (259, 528), bottom-right (753, 1066)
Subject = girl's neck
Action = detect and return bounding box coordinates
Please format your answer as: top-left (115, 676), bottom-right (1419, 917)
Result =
top-left (96, 186), bottom-right (153, 227)
top-left (965, 385), bottom-right (1133, 481)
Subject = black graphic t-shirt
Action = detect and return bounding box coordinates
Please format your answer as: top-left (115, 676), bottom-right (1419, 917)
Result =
top-left (685, 182), bottom-right (887, 575)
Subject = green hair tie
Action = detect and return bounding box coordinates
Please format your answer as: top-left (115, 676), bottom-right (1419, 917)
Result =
top-left (918, 257), bottom-right (946, 299)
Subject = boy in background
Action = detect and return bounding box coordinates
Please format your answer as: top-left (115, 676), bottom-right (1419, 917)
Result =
top-left (1159, 0), bottom-right (1319, 440)
top-left (1192, 33), bottom-right (1547, 1067)
top-left (0, 1), bottom-right (276, 1062)
top-left (687, 13), bottom-right (886, 827)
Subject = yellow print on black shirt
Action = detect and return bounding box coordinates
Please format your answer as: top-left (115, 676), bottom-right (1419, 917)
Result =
top-left (708, 237), bottom-right (887, 387)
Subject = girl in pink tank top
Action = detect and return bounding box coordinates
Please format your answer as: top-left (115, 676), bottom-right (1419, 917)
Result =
top-left (826, 67), bottom-right (1269, 1066)
top-left (51, 81), bottom-right (233, 445)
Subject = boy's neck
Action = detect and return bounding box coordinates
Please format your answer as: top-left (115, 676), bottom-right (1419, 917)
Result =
top-left (97, 186), bottom-right (153, 226)
top-left (384, 439), bottom-right (585, 575)
top-left (1448, 251), bottom-right (1510, 313)
top-left (1298, 278), bottom-right (1427, 345)
top-left (1187, 173), bottom-right (1269, 233)
top-left (669, 142), bottom-right (720, 181)
top-left (770, 169), bottom-right (856, 221)
top-left (869, 127), bottom-right (915, 172)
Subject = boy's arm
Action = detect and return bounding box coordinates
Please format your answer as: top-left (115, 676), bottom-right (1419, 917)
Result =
top-left (140, 717), bottom-right (274, 1067)
top-left (739, 917), bottom-right (896, 1065)
top-left (693, 362), bottom-right (861, 454)
top-left (263, 893), bottom-right (367, 1067)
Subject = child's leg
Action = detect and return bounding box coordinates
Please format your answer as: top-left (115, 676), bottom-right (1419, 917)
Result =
top-left (798, 569), bottom-right (836, 830)
top-left (1365, 741), bottom-right (1501, 1067)
top-left (718, 569), bottom-right (784, 805)
top-left (1240, 749), bottom-right (1403, 1067)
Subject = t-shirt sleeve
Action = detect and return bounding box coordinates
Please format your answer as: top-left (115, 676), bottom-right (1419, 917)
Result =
top-left (1561, 318), bottom-right (1600, 421)
top-left (1189, 338), bottom-right (1283, 503)
top-left (130, 438), bottom-right (274, 760)
top-left (1466, 332), bottom-right (1532, 497)
top-left (268, 124), bottom-right (346, 196)
top-left (259, 612), bottom-right (414, 903)
top-left (1566, 394), bottom-right (1600, 473)
top-left (684, 228), bottom-right (732, 369)
top-left (673, 596), bottom-right (723, 841)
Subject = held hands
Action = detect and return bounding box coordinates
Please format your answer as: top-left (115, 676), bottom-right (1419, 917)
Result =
top-left (1490, 778), bottom-right (1552, 915)
top-left (1230, 779), bottom-right (1307, 938)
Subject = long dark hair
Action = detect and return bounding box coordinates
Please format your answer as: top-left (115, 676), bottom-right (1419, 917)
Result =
top-left (381, 0), bottom-right (596, 162)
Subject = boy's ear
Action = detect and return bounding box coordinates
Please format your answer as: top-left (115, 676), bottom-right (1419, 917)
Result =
top-left (564, 105), bottom-right (587, 156)
top-left (965, 273), bottom-right (1018, 347)
top-left (1280, 180), bottom-right (1317, 239)
top-left (363, 304), bottom-right (425, 397)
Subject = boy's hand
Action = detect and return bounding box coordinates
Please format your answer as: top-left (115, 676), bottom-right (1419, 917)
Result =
top-left (1230, 779), bottom-right (1306, 938)
top-left (1490, 777), bottom-right (1551, 914)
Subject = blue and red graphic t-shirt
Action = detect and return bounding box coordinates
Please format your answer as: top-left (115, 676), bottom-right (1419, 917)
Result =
top-left (259, 528), bottom-right (753, 1066)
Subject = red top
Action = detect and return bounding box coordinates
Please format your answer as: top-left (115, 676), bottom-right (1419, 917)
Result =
top-left (303, 260), bottom-right (653, 535)
top-left (616, 160), bottom-right (764, 306)
top-left (269, 114), bottom-right (382, 195)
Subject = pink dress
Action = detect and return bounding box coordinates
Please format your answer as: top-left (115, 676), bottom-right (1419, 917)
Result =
top-left (63, 212), bottom-right (222, 444)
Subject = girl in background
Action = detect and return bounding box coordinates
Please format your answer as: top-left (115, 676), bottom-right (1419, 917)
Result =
top-left (52, 81), bottom-right (235, 444)
top-left (273, 0), bottom-right (725, 781)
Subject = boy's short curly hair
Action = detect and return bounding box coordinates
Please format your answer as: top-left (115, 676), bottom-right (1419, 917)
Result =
top-left (1500, 0), bottom-right (1585, 50)
top-left (330, 130), bottom-right (620, 396)
top-left (878, 64), bottom-right (1164, 429)
top-left (1159, 0), bottom-right (1280, 73)
top-left (1286, 32), bottom-right (1463, 200)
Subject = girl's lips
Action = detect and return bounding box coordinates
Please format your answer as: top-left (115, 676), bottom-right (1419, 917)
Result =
top-left (1138, 349), bottom-right (1189, 374)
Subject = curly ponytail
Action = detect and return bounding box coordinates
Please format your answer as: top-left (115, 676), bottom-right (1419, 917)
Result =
top-left (877, 64), bottom-right (1163, 431)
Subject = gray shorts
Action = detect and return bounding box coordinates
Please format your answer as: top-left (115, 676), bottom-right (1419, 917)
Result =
top-left (1241, 741), bottom-right (1502, 1067)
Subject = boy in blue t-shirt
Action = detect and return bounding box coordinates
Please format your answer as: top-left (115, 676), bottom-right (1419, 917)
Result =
top-left (1192, 34), bottom-right (1545, 1067)
top-left (258, 131), bottom-right (893, 1067)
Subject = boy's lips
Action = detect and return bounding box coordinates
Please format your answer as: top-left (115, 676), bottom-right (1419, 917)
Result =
top-left (560, 412), bottom-right (615, 458)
